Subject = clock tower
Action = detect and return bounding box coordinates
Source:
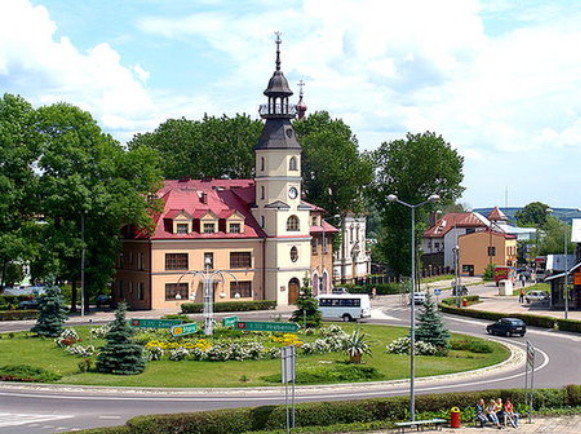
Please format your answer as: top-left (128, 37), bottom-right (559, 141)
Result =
top-left (252, 33), bottom-right (311, 306)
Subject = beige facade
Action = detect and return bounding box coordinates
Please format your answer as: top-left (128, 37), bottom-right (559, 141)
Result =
top-left (458, 230), bottom-right (518, 276)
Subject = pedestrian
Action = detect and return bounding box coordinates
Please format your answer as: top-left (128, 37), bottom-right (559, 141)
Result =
top-left (520, 273), bottom-right (526, 287)
top-left (371, 287), bottom-right (377, 300)
top-left (519, 288), bottom-right (525, 303)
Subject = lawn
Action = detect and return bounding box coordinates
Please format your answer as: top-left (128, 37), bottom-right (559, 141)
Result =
top-left (0, 323), bottom-right (509, 388)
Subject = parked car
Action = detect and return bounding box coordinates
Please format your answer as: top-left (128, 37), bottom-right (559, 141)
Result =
top-left (525, 290), bottom-right (550, 304)
top-left (95, 294), bottom-right (112, 308)
top-left (331, 287), bottom-right (349, 295)
top-left (409, 292), bottom-right (427, 305)
top-left (17, 298), bottom-right (41, 310)
top-left (486, 318), bottom-right (527, 337)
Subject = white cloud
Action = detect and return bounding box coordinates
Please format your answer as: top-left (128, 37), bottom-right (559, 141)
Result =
top-left (0, 0), bottom-right (158, 141)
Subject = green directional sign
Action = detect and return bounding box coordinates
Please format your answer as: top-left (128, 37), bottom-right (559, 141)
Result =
top-left (222, 316), bottom-right (239, 327)
top-left (235, 321), bottom-right (300, 333)
top-left (171, 323), bottom-right (198, 337)
top-left (130, 318), bottom-right (182, 329)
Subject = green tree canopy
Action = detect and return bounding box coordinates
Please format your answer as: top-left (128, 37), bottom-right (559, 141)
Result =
top-left (294, 111), bottom-right (373, 219)
top-left (369, 131), bottom-right (465, 275)
top-left (515, 201), bottom-right (551, 227)
top-left (536, 216), bottom-right (575, 257)
top-left (0, 94), bottom-right (42, 289)
top-left (128, 114), bottom-right (263, 180)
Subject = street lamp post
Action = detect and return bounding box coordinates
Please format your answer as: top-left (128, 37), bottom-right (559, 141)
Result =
top-left (387, 193), bottom-right (440, 422)
top-left (546, 208), bottom-right (571, 318)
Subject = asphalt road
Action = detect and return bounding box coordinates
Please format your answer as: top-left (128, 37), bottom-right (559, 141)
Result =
top-left (1, 290), bottom-right (580, 433)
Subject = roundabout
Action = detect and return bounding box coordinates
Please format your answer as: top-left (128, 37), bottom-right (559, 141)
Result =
top-left (0, 308), bottom-right (578, 433)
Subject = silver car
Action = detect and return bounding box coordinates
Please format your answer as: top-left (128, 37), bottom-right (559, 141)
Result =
top-left (524, 290), bottom-right (550, 304)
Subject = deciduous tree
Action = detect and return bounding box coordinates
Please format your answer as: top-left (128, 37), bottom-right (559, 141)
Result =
top-left (515, 202), bottom-right (551, 227)
top-left (370, 132), bottom-right (465, 276)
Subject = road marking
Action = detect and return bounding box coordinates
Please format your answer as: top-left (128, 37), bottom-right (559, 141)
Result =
top-left (0, 413), bottom-right (73, 428)
top-left (99, 415), bottom-right (121, 419)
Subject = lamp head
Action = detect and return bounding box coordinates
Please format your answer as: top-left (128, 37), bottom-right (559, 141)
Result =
top-left (387, 194), bottom-right (398, 203)
top-left (427, 194), bottom-right (441, 203)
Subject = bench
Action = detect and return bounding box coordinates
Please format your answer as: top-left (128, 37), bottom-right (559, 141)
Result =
top-left (395, 418), bottom-right (448, 433)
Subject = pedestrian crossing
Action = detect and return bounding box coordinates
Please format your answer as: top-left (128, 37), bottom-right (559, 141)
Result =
top-left (0, 412), bottom-right (73, 429)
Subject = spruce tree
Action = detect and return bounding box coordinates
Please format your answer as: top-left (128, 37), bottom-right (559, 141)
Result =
top-left (291, 278), bottom-right (322, 328)
top-left (415, 292), bottom-right (450, 349)
top-left (31, 284), bottom-right (68, 337)
top-left (96, 302), bottom-right (145, 375)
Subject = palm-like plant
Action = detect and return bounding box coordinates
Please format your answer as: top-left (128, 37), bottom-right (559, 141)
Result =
top-left (343, 330), bottom-right (372, 364)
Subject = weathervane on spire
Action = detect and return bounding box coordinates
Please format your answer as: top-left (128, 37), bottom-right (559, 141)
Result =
top-left (297, 80), bottom-right (305, 97)
top-left (274, 31), bottom-right (282, 71)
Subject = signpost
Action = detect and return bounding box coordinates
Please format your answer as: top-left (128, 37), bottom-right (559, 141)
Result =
top-left (171, 323), bottom-right (198, 337)
top-left (130, 319), bottom-right (182, 329)
top-left (524, 340), bottom-right (536, 424)
top-left (222, 316), bottom-right (239, 327)
top-left (236, 321), bottom-right (300, 333)
top-left (281, 345), bottom-right (296, 433)
top-left (434, 288), bottom-right (442, 304)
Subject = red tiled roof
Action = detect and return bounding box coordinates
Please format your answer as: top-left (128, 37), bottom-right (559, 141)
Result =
top-left (136, 179), bottom-right (266, 240)
top-left (459, 228), bottom-right (517, 240)
top-left (487, 207), bottom-right (508, 221)
top-left (310, 220), bottom-right (340, 234)
top-left (423, 212), bottom-right (487, 238)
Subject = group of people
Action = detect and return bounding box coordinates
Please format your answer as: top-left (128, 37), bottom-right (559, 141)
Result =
top-left (476, 397), bottom-right (519, 429)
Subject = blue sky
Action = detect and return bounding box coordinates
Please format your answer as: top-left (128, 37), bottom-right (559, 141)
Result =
top-left (1, 0), bottom-right (581, 209)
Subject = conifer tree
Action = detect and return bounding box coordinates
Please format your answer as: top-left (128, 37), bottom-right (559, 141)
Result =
top-left (415, 292), bottom-right (450, 349)
top-left (96, 303), bottom-right (145, 375)
top-left (291, 278), bottom-right (322, 328)
top-left (31, 284), bottom-right (68, 337)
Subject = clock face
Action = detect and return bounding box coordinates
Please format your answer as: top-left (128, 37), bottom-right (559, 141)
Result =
top-left (288, 186), bottom-right (298, 199)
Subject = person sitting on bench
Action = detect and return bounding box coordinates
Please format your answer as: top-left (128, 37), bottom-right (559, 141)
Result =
top-left (476, 399), bottom-right (488, 427)
top-left (495, 398), bottom-right (505, 425)
top-left (504, 398), bottom-right (519, 428)
top-left (487, 399), bottom-right (502, 429)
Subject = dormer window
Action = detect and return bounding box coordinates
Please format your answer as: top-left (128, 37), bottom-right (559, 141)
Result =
top-left (203, 223), bottom-right (216, 234)
top-left (289, 156), bottom-right (298, 171)
top-left (177, 224), bottom-right (188, 234)
top-left (229, 223), bottom-right (241, 233)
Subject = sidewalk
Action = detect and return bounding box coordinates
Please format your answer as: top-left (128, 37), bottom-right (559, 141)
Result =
top-left (364, 415), bottom-right (581, 433)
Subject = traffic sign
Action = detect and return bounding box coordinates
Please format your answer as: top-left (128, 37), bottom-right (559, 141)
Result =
top-left (236, 321), bottom-right (300, 333)
top-left (130, 318), bottom-right (182, 329)
top-left (222, 316), bottom-right (239, 327)
top-left (171, 323), bottom-right (198, 337)
top-left (434, 289), bottom-right (442, 296)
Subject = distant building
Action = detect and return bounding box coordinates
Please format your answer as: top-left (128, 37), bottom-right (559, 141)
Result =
top-left (458, 229), bottom-right (518, 276)
top-left (333, 214), bottom-right (371, 284)
top-left (114, 37), bottom-right (338, 310)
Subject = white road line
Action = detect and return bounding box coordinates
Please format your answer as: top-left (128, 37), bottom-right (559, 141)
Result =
top-left (99, 416), bottom-right (121, 419)
top-left (0, 413), bottom-right (73, 428)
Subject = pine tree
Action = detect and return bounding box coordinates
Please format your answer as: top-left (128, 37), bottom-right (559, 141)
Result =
top-left (291, 278), bottom-right (322, 328)
top-left (96, 302), bottom-right (145, 375)
top-left (31, 284), bottom-right (68, 337)
top-left (415, 292), bottom-right (450, 349)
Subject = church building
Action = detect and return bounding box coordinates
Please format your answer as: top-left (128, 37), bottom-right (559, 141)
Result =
top-left (114, 37), bottom-right (338, 310)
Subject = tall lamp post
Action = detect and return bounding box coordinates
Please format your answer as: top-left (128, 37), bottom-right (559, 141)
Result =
top-left (546, 208), bottom-right (571, 318)
top-left (387, 193), bottom-right (440, 422)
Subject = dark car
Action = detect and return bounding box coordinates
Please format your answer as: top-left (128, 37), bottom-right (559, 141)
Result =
top-left (486, 318), bottom-right (526, 337)
top-left (17, 298), bottom-right (41, 310)
top-left (95, 294), bottom-right (112, 308)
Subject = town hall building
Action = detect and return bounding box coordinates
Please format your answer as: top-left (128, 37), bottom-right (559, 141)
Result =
top-left (114, 37), bottom-right (338, 310)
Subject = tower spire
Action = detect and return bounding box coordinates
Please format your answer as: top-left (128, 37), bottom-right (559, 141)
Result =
top-left (275, 31), bottom-right (282, 71)
top-left (297, 80), bottom-right (307, 120)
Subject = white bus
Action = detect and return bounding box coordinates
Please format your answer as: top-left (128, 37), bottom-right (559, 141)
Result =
top-left (316, 294), bottom-right (371, 322)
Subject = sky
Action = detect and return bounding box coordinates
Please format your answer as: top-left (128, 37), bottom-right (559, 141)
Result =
top-left (1, 0), bottom-right (581, 209)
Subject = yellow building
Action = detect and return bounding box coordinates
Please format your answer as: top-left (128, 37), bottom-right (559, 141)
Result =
top-left (114, 37), bottom-right (338, 310)
top-left (458, 229), bottom-right (518, 276)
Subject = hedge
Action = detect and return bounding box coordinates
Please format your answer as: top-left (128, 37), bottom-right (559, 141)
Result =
top-left (556, 318), bottom-right (581, 333)
top-left (90, 386), bottom-right (576, 434)
top-left (181, 300), bottom-right (276, 314)
top-left (0, 310), bottom-right (39, 321)
top-left (441, 295), bottom-right (480, 306)
top-left (343, 282), bottom-right (401, 295)
top-left (438, 304), bottom-right (561, 329)
top-left (0, 294), bottom-right (34, 305)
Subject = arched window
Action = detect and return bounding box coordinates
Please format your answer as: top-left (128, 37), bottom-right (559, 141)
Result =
top-left (290, 246), bottom-right (299, 262)
top-left (260, 185), bottom-right (265, 200)
top-left (287, 215), bottom-right (300, 231)
top-left (289, 156), bottom-right (298, 171)
top-left (261, 157), bottom-right (265, 171)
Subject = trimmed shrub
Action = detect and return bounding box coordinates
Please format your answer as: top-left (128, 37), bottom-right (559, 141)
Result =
top-left (181, 300), bottom-right (276, 314)
top-left (556, 318), bottom-right (581, 333)
top-left (0, 295), bottom-right (33, 305)
top-left (343, 283), bottom-right (400, 295)
top-left (439, 304), bottom-right (557, 329)
top-left (263, 364), bottom-right (382, 384)
top-left (0, 365), bottom-right (62, 382)
top-left (565, 385), bottom-right (581, 406)
top-left (0, 310), bottom-right (39, 321)
top-left (441, 295), bottom-right (480, 306)
top-left (451, 339), bottom-right (493, 354)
